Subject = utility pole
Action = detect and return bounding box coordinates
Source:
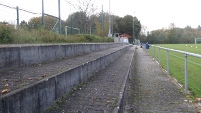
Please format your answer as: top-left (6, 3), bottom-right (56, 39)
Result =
top-left (70, 17), bottom-right (72, 34)
top-left (42, 0), bottom-right (45, 28)
top-left (108, 0), bottom-right (112, 37)
top-left (58, 0), bottom-right (61, 34)
top-left (90, 25), bottom-right (91, 34)
top-left (16, 6), bottom-right (19, 26)
top-left (133, 16), bottom-right (135, 44)
top-left (101, 5), bottom-right (104, 31)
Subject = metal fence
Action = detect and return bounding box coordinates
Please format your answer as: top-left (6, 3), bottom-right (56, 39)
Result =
top-left (0, 1), bottom-right (67, 34)
top-left (147, 45), bottom-right (201, 96)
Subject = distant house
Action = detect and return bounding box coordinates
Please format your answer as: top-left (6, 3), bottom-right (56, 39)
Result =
top-left (113, 33), bottom-right (131, 43)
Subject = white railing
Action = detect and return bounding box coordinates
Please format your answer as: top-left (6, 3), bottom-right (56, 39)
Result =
top-left (150, 45), bottom-right (201, 94)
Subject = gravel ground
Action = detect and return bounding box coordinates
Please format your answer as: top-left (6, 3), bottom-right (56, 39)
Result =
top-left (0, 45), bottom-right (128, 96)
top-left (44, 46), bottom-right (135, 113)
top-left (125, 46), bottom-right (197, 113)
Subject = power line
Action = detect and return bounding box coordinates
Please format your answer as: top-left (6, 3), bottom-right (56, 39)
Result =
top-left (0, 2), bottom-right (15, 9)
top-left (19, 8), bottom-right (41, 15)
top-left (0, 2), bottom-right (41, 15)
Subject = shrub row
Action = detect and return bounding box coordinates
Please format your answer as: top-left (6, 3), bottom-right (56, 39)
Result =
top-left (0, 23), bottom-right (113, 44)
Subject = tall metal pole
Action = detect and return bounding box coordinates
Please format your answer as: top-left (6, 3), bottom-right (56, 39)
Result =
top-left (42, 0), bottom-right (45, 28)
top-left (90, 25), bottom-right (91, 34)
top-left (133, 16), bottom-right (135, 44)
top-left (108, 0), bottom-right (112, 37)
top-left (101, 5), bottom-right (104, 31)
top-left (16, 6), bottom-right (19, 26)
top-left (70, 17), bottom-right (72, 34)
top-left (58, 0), bottom-right (61, 34)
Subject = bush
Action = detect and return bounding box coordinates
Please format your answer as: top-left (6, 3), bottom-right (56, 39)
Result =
top-left (0, 23), bottom-right (15, 43)
top-left (0, 23), bottom-right (113, 44)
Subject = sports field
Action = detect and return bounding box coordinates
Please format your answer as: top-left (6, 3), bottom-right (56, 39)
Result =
top-left (148, 44), bottom-right (201, 99)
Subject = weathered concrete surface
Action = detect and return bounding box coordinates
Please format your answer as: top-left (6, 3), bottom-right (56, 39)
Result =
top-left (0, 43), bottom-right (125, 71)
top-left (125, 46), bottom-right (197, 113)
top-left (44, 46), bottom-right (135, 113)
top-left (0, 44), bottom-right (131, 113)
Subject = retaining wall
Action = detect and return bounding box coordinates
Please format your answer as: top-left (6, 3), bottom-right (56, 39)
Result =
top-left (0, 43), bottom-right (125, 71)
top-left (0, 44), bottom-right (131, 113)
top-left (113, 47), bottom-right (135, 113)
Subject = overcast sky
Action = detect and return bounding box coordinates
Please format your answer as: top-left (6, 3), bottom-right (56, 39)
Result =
top-left (1, 0), bottom-right (201, 31)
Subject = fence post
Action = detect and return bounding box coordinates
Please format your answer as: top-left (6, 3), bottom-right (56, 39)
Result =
top-left (158, 48), bottom-right (160, 64)
top-left (65, 26), bottom-right (67, 38)
top-left (166, 50), bottom-right (169, 74)
top-left (184, 54), bottom-right (188, 94)
top-left (154, 46), bottom-right (155, 59)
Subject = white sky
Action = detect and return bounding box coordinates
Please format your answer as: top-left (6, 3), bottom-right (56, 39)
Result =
top-left (0, 0), bottom-right (201, 31)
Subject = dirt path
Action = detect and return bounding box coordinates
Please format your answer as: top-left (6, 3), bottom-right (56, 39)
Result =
top-left (125, 46), bottom-right (197, 113)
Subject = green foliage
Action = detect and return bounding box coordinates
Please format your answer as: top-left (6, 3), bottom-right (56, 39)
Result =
top-left (17, 11), bottom-right (142, 39)
top-left (67, 34), bottom-right (113, 43)
top-left (0, 23), bottom-right (15, 43)
top-left (0, 23), bottom-right (113, 44)
top-left (146, 24), bottom-right (201, 44)
top-left (94, 13), bottom-right (109, 37)
top-left (116, 15), bottom-right (141, 43)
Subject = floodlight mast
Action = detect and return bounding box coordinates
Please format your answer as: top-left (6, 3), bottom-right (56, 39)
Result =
top-left (108, 0), bottom-right (112, 37)
top-left (42, 0), bottom-right (44, 27)
top-left (58, 0), bottom-right (61, 34)
top-left (133, 12), bottom-right (135, 44)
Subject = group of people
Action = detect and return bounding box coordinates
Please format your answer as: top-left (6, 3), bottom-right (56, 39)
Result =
top-left (139, 42), bottom-right (149, 49)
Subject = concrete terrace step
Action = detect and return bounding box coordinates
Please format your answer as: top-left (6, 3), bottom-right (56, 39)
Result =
top-left (0, 44), bottom-right (131, 113)
top-left (44, 46), bottom-right (135, 113)
top-left (0, 43), bottom-right (126, 70)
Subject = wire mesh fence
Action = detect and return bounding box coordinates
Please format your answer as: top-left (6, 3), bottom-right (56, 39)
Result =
top-left (0, 1), bottom-right (68, 35)
top-left (148, 45), bottom-right (201, 98)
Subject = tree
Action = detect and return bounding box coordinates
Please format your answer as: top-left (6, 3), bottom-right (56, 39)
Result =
top-left (111, 15), bottom-right (121, 34)
top-left (20, 20), bottom-right (28, 29)
top-left (197, 25), bottom-right (201, 31)
top-left (119, 15), bottom-right (133, 36)
top-left (69, 0), bottom-right (97, 33)
top-left (66, 12), bottom-right (85, 34)
top-left (27, 16), bottom-right (66, 33)
top-left (94, 12), bottom-right (109, 37)
top-left (167, 23), bottom-right (177, 43)
top-left (116, 15), bottom-right (141, 43)
top-left (133, 16), bottom-right (141, 39)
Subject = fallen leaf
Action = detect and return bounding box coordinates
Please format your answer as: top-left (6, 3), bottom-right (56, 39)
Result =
top-left (1, 89), bottom-right (9, 94)
top-left (2, 79), bottom-right (8, 82)
top-left (42, 74), bottom-right (47, 78)
top-left (106, 100), bottom-right (111, 105)
top-left (28, 78), bottom-right (33, 80)
top-left (196, 98), bottom-right (201, 101)
top-left (4, 84), bottom-right (9, 87)
top-left (14, 80), bottom-right (20, 82)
